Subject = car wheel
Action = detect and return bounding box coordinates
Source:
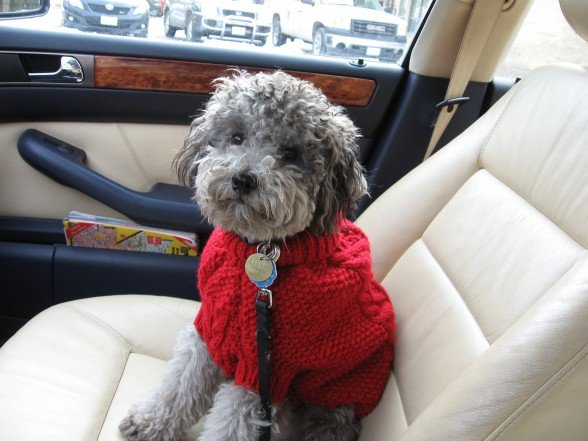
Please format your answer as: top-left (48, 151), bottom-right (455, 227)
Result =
top-left (164, 10), bottom-right (177, 38)
top-left (312, 27), bottom-right (325, 55)
top-left (185, 14), bottom-right (202, 42)
top-left (272, 18), bottom-right (286, 47)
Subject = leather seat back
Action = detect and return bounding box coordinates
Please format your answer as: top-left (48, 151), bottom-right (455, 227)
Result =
top-left (357, 2), bottom-right (588, 438)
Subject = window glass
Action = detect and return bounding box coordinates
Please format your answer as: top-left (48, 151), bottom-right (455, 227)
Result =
top-left (2, 0), bottom-right (433, 65)
top-left (498, 0), bottom-right (588, 78)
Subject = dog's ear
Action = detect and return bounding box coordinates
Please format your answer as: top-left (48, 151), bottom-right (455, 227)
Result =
top-left (309, 110), bottom-right (368, 236)
top-left (174, 72), bottom-right (245, 188)
top-left (173, 113), bottom-right (209, 188)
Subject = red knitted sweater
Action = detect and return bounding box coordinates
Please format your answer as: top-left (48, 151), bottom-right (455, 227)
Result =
top-left (194, 219), bottom-right (395, 418)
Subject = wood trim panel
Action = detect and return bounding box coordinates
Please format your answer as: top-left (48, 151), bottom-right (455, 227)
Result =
top-left (94, 56), bottom-right (376, 107)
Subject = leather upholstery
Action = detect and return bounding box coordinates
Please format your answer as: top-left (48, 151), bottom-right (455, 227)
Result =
top-left (356, 63), bottom-right (588, 440)
top-left (0, 296), bottom-right (204, 440)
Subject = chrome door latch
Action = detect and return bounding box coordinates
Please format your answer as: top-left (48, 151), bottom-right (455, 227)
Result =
top-left (28, 56), bottom-right (84, 83)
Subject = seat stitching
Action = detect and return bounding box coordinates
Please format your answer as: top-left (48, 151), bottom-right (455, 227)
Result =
top-left (117, 123), bottom-right (153, 187)
top-left (420, 237), bottom-right (490, 344)
top-left (97, 350), bottom-right (133, 440)
top-left (478, 83), bottom-right (522, 168)
top-left (490, 342), bottom-right (588, 440)
top-left (64, 304), bottom-right (135, 439)
top-left (482, 170), bottom-right (585, 250)
top-left (65, 304), bottom-right (132, 351)
top-left (391, 374), bottom-right (409, 429)
top-left (395, 238), bottom-right (488, 424)
top-left (422, 172), bottom-right (584, 342)
top-left (392, 371), bottom-right (411, 425)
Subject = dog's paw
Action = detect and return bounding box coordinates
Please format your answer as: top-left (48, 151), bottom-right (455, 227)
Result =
top-left (118, 413), bottom-right (148, 441)
top-left (119, 410), bottom-right (179, 441)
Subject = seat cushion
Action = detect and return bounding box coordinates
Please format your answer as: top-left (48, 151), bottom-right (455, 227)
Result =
top-left (0, 295), bottom-right (202, 441)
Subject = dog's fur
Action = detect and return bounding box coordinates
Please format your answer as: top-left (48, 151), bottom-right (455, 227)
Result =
top-left (119, 71), bottom-right (368, 441)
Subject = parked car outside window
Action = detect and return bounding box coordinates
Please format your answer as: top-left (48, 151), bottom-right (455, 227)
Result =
top-left (272, 0), bottom-right (408, 63)
top-left (148, 0), bottom-right (163, 16)
top-left (62, 0), bottom-right (150, 37)
top-left (164, 0), bottom-right (271, 46)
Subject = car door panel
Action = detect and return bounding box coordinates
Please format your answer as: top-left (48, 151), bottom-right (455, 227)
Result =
top-left (1, 242), bottom-right (53, 340)
top-left (0, 239), bottom-right (200, 342)
top-left (0, 122), bottom-right (188, 221)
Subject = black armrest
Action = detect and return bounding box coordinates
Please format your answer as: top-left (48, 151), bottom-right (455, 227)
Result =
top-left (18, 129), bottom-right (211, 234)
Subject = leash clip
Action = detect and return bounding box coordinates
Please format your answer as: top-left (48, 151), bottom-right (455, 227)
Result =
top-left (256, 288), bottom-right (273, 309)
top-left (257, 242), bottom-right (281, 262)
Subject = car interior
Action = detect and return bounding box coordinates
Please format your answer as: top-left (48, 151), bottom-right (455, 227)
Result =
top-left (0, 0), bottom-right (587, 439)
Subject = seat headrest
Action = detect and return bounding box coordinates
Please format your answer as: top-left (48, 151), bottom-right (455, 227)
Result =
top-left (560, 0), bottom-right (588, 42)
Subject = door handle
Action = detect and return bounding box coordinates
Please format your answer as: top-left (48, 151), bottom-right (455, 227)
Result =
top-left (28, 56), bottom-right (84, 83)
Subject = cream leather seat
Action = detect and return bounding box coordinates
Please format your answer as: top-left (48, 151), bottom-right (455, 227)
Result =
top-left (1, 3), bottom-right (587, 441)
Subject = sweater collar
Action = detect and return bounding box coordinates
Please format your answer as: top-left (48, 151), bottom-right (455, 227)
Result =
top-left (219, 224), bottom-right (343, 267)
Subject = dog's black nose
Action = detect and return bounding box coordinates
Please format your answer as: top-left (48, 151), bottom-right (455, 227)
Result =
top-left (232, 172), bottom-right (257, 194)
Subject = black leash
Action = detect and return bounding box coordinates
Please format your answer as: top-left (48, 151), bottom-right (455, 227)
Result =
top-left (244, 242), bottom-right (280, 441)
top-left (256, 292), bottom-right (272, 441)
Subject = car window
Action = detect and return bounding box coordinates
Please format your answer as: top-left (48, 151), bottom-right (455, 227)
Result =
top-left (2, 0), bottom-right (434, 65)
top-left (497, 0), bottom-right (588, 78)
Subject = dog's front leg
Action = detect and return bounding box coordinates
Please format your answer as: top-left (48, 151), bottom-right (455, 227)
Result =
top-left (287, 405), bottom-right (361, 441)
top-left (198, 382), bottom-right (279, 441)
top-left (119, 325), bottom-right (224, 441)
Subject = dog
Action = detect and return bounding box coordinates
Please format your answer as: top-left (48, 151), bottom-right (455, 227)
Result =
top-left (119, 70), bottom-right (395, 441)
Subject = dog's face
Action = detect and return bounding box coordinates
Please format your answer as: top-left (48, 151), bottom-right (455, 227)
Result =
top-left (175, 71), bottom-right (367, 242)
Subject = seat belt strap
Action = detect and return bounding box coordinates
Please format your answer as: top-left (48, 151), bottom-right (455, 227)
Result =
top-left (423, 0), bottom-right (504, 161)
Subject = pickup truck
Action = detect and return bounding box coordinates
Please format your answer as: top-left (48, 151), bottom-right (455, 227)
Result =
top-left (271, 0), bottom-right (407, 62)
top-left (164, 0), bottom-right (271, 46)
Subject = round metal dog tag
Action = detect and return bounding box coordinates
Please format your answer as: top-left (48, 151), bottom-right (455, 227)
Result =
top-left (245, 253), bottom-right (277, 288)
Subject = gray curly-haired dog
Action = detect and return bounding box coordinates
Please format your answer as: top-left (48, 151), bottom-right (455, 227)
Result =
top-left (119, 71), bottom-right (372, 441)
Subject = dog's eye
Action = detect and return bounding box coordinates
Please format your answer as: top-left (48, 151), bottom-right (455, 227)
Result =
top-left (231, 134), bottom-right (245, 145)
top-left (281, 148), bottom-right (299, 161)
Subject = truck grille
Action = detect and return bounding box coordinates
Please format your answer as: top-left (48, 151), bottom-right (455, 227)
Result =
top-left (88, 4), bottom-right (129, 15)
top-left (352, 20), bottom-right (396, 38)
top-left (221, 9), bottom-right (255, 20)
top-left (224, 24), bottom-right (254, 38)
